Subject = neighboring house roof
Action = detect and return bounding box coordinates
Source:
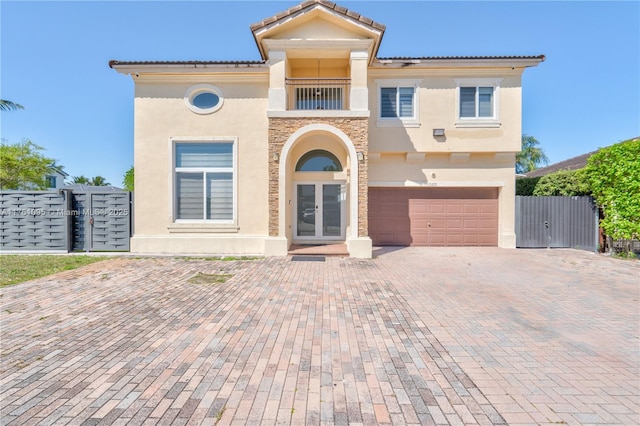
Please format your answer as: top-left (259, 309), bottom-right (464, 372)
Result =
top-left (48, 165), bottom-right (69, 177)
top-left (524, 150), bottom-right (598, 178)
top-left (63, 184), bottom-right (125, 192)
top-left (524, 137), bottom-right (639, 178)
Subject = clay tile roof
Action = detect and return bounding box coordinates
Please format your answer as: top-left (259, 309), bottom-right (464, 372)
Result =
top-left (108, 60), bottom-right (266, 68)
top-left (250, 0), bottom-right (386, 33)
top-left (377, 55), bottom-right (546, 61)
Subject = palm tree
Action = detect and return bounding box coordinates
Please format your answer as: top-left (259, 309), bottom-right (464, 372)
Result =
top-left (0, 100), bottom-right (24, 111)
top-left (70, 175), bottom-right (90, 184)
top-left (89, 176), bottom-right (110, 186)
top-left (516, 135), bottom-right (549, 174)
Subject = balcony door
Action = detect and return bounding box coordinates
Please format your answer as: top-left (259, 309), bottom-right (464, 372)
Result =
top-left (295, 182), bottom-right (345, 242)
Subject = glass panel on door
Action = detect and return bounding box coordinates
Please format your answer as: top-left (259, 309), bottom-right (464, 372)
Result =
top-left (322, 184), bottom-right (341, 237)
top-left (297, 184), bottom-right (316, 237)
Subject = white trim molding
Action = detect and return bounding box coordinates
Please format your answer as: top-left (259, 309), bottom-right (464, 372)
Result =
top-left (184, 84), bottom-right (224, 115)
top-left (169, 136), bottom-right (238, 227)
top-left (369, 180), bottom-right (506, 188)
top-left (454, 78), bottom-right (502, 128)
top-left (374, 79), bottom-right (422, 128)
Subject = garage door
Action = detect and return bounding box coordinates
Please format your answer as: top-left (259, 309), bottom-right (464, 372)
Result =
top-left (368, 187), bottom-right (498, 246)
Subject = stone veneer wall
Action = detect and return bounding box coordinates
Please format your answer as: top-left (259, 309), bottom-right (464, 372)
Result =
top-left (268, 117), bottom-right (369, 238)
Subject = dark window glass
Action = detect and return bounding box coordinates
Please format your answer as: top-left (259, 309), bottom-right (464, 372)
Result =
top-left (295, 150), bottom-right (343, 172)
top-left (192, 92), bottom-right (220, 109)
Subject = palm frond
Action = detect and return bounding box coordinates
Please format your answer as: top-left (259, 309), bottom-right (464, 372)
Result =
top-left (0, 100), bottom-right (25, 111)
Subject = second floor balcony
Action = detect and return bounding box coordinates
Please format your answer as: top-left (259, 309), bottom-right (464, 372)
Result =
top-left (286, 78), bottom-right (351, 111)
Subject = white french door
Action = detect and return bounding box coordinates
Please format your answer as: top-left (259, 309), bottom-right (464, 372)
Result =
top-left (294, 182), bottom-right (345, 241)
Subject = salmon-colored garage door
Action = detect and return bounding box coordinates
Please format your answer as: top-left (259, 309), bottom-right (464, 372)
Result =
top-left (368, 187), bottom-right (499, 246)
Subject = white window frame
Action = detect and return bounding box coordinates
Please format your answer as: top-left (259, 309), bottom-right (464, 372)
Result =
top-left (170, 136), bottom-right (237, 225)
top-left (454, 78), bottom-right (502, 128)
top-left (184, 84), bottom-right (224, 115)
top-left (375, 79), bottom-right (422, 127)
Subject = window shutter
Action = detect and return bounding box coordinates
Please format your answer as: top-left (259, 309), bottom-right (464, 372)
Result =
top-left (176, 173), bottom-right (204, 219)
top-left (398, 87), bottom-right (414, 117)
top-left (176, 144), bottom-right (233, 168)
top-left (460, 87), bottom-right (476, 117)
top-left (380, 87), bottom-right (397, 117)
top-left (478, 87), bottom-right (493, 117)
top-left (207, 172), bottom-right (233, 221)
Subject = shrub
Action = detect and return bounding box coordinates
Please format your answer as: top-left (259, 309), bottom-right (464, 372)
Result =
top-left (515, 177), bottom-right (540, 196)
top-left (532, 169), bottom-right (591, 196)
top-left (585, 138), bottom-right (640, 243)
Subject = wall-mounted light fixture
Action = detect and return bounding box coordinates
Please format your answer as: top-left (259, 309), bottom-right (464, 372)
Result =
top-left (357, 151), bottom-right (364, 162)
top-left (433, 128), bottom-right (445, 137)
top-left (272, 152), bottom-right (279, 162)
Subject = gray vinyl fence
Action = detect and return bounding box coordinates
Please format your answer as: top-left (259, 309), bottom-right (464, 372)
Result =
top-left (515, 196), bottom-right (598, 251)
top-left (0, 190), bottom-right (132, 252)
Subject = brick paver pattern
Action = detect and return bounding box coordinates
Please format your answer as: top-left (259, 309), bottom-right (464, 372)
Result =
top-left (0, 248), bottom-right (638, 425)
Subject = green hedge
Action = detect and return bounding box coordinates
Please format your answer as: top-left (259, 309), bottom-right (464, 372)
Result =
top-left (532, 169), bottom-right (591, 196)
top-left (586, 138), bottom-right (640, 241)
top-left (515, 177), bottom-right (540, 196)
top-left (516, 169), bottom-right (591, 196)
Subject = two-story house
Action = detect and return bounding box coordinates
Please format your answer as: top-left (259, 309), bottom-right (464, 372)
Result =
top-left (110, 0), bottom-right (543, 258)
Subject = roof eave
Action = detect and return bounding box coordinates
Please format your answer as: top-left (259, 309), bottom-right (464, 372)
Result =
top-left (109, 61), bottom-right (268, 75)
top-left (373, 56), bottom-right (545, 68)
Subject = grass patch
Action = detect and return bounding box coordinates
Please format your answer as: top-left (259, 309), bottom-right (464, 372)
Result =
top-left (214, 405), bottom-right (226, 424)
top-left (219, 256), bottom-right (259, 261)
top-left (0, 255), bottom-right (108, 287)
top-left (187, 272), bottom-right (233, 285)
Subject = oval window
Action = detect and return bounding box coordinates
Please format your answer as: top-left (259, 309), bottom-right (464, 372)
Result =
top-left (192, 92), bottom-right (220, 109)
top-left (185, 84), bottom-right (224, 114)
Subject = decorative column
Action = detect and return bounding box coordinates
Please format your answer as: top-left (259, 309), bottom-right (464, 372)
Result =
top-left (349, 50), bottom-right (369, 112)
top-left (267, 50), bottom-right (287, 111)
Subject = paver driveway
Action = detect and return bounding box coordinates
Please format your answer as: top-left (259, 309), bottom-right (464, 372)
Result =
top-left (1, 248), bottom-right (638, 425)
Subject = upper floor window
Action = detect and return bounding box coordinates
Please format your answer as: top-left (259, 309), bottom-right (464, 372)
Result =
top-left (184, 84), bottom-right (224, 115)
top-left (460, 87), bottom-right (494, 118)
top-left (380, 87), bottom-right (414, 118)
top-left (455, 78), bottom-right (502, 127)
top-left (375, 79), bottom-right (421, 127)
top-left (174, 140), bottom-right (236, 223)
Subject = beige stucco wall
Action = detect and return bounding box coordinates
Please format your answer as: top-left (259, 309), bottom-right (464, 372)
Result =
top-left (368, 70), bottom-right (523, 154)
top-left (131, 77), bottom-right (270, 253)
top-left (128, 61), bottom-right (526, 254)
top-left (119, 1), bottom-right (539, 256)
top-left (364, 68), bottom-right (524, 248)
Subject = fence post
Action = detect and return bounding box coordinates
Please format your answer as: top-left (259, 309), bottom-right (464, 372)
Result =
top-left (594, 201), bottom-right (600, 253)
top-left (545, 219), bottom-right (550, 249)
top-left (61, 189), bottom-right (74, 252)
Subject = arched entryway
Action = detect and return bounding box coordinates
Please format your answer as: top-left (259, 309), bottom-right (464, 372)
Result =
top-left (293, 149), bottom-right (346, 242)
top-left (278, 124), bottom-right (360, 247)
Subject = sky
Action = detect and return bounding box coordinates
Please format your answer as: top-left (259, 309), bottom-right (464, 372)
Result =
top-left (1, 0), bottom-right (638, 187)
